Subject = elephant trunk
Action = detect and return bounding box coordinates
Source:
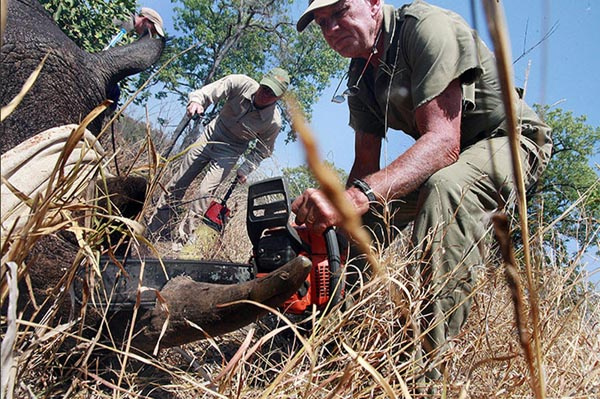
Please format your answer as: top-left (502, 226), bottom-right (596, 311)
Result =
top-left (89, 34), bottom-right (165, 92)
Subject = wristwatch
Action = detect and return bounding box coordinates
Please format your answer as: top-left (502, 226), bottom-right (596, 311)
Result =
top-left (351, 178), bottom-right (377, 204)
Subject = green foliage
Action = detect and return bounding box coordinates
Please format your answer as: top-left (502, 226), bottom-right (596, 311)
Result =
top-left (283, 161), bottom-right (348, 198)
top-left (139, 0), bottom-right (346, 142)
top-left (41, 0), bottom-right (346, 143)
top-left (39, 0), bottom-right (137, 52)
top-left (531, 105), bottom-right (600, 247)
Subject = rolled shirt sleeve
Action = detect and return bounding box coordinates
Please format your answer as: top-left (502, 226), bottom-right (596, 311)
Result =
top-left (402, 8), bottom-right (483, 109)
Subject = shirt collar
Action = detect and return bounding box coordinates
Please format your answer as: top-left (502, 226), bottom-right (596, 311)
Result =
top-left (247, 92), bottom-right (277, 121)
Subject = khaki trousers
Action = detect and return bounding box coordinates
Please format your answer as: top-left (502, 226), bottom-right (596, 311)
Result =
top-left (349, 133), bottom-right (551, 382)
top-left (147, 121), bottom-right (246, 238)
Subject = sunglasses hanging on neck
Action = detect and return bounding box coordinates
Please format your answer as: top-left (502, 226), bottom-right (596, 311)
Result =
top-left (331, 28), bottom-right (383, 104)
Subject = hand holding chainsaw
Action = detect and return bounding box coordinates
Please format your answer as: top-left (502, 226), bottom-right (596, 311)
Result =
top-left (291, 186), bottom-right (370, 235)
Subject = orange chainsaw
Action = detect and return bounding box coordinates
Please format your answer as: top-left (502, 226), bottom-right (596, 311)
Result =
top-left (78, 177), bottom-right (346, 314)
top-left (246, 177), bottom-right (347, 314)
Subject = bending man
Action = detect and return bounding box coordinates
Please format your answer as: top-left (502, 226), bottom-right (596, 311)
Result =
top-left (148, 68), bottom-right (290, 239)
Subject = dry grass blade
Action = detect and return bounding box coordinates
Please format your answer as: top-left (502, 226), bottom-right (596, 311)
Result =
top-left (86, 371), bottom-right (146, 398)
top-left (0, 0), bottom-right (6, 43)
top-left (492, 214), bottom-right (536, 389)
top-left (214, 327), bottom-right (255, 382)
top-left (0, 262), bottom-right (18, 398)
top-left (342, 342), bottom-right (400, 399)
top-left (284, 94), bottom-right (381, 276)
top-left (0, 174), bottom-right (34, 215)
top-left (482, 1), bottom-right (546, 397)
top-left (54, 101), bottom-right (109, 183)
top-left (152, 289), bottom-right (171, 356)
top-left (15, 318), bottom-right (229, 397)
top-left (208, 300), bottom-right (315, 399)
top-left (0, 53), bottom-right (48, 122)
top-left (536, 182), bottom-right (598, 239)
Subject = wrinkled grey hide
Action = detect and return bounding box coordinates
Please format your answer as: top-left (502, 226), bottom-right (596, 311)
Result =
top-left (0, 0), bottom-right (165, 153)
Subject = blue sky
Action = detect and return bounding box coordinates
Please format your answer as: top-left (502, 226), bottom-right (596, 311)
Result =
top-left (137, 0), bottom-right (598, 283)
top-left (142, 0), bottom-right (599, 172)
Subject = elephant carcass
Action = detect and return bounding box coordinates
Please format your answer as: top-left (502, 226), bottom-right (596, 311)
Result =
top-left (0, 0), bottom-right (165, 153)
top-left (0, 0), bottom-right (162, 237)
top-left (0, 1), bottom-right (312, 349)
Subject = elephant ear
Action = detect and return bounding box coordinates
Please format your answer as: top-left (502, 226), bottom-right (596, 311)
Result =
top-left (89, 34), bottom-right (165, 89)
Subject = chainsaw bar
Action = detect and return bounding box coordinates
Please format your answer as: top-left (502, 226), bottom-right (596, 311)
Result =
top-left (75, 257), bottom-right (256, 310)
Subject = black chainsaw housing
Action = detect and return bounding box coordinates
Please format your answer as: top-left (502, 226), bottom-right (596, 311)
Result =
top-left (254, 228), bottom-right (300, 273)
top-left (246, 177), bottom-right (346, 313)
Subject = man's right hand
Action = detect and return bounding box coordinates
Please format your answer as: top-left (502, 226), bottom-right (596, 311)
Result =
top-left (187, 102), bottom-right (204, 117)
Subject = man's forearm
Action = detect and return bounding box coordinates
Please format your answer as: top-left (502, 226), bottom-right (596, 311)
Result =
top-left (188, 75), bottom-right (238, 108)
top-left (347, 130), bottom-right (382, 186)
top-left (369, 131), bottom-right (459, 202)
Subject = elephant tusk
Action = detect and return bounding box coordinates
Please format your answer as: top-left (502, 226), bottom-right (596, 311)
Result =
top-left (121, 256), bottom-right (312, 352)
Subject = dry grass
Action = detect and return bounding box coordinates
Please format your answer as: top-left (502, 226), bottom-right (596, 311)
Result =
top-left (2, 116), bottom-right (598, 398)
top-left (2, 2), bottom-right (599, 397)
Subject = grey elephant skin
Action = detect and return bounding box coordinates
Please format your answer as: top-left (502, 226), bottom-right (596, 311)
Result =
top-left (0, 0), bottom-right (164, 153)
top-left (0, 0), bottom-right (310, 353)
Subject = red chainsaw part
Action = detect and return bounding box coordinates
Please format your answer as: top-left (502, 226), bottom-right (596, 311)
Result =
top-left (204, 200), bottom-right (230, 231)
top-left (257, 225), bottom-right (344, 314)
top-left (203, 179), bottom-right (238, 232)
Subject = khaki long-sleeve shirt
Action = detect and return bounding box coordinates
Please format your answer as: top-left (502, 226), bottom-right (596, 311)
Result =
top-left (188, 74), bottom-right (282, 176)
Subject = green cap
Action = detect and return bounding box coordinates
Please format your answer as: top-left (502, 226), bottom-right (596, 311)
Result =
top-left (297, 0), bottom-right (342, 32)
top-left (260, 67), bottom-right (290, 97)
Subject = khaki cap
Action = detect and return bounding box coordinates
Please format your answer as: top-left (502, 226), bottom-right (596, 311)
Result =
top-left (139, 7), bottom-right (165, 37)
top-left (260, 68), bottom-right (290, 97)
top-left (297, 0), bottom-right (342, 32)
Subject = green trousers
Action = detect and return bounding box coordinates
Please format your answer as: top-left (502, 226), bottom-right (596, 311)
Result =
top-left (349, 131), bottom-right (551, 382)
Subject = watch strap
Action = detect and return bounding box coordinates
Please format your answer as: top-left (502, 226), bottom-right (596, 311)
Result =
top-left (352, 178), bottom-right (377, 204)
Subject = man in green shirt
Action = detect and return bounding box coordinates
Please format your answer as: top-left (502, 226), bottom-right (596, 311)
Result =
top-left (293, 0), bottom-right (552, 386)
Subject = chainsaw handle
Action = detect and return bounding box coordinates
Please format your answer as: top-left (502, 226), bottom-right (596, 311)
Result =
top-left (221, 178), bottom-right (238, 205)
top-left (163, 113), bottom-right (201, 159)
top-left (324, 227), bottom-right (344, 308)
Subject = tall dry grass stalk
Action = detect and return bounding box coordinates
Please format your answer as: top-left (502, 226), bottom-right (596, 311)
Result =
top-left (482, 1), bottom-right (547, 397)
top-left (284, 95), bottom-right (381, 276)
top-left (0, 54), bottom-right (48, 122)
